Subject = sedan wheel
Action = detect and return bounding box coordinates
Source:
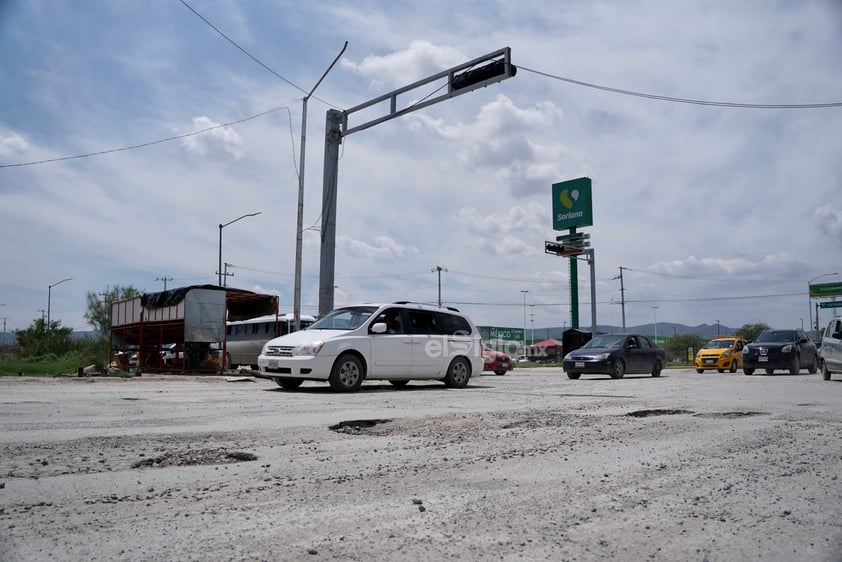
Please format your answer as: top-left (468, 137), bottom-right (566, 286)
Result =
top-left (610, 360), bottom-right (625, 379)
top-left (789, 355), bottom-right (800, 376)
top-left (566, 372), bottom-right (581, 380)
top-left (743, 368), bottom-right (754, 376)
top-left (651, 360), bottom-right (662, 377)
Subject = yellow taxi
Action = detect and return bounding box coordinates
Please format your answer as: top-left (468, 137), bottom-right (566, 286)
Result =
top-left (695, 336), bottom-right (747, 373)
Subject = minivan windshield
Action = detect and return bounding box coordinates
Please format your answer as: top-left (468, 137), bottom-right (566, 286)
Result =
top-left (309, 306), bottom-right (378, 331)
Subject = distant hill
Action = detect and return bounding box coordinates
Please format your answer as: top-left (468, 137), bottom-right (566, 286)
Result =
top-left (530, 322), bottom-right (738, 341)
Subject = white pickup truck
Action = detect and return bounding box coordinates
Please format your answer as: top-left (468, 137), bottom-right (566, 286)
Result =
top-left (820, 316), bottom-right (842, 381)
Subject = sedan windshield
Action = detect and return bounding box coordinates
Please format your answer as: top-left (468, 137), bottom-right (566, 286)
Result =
top-left (703, 340), bottom-right (734, 349)
top-left (754, 330), bottom-right (796, 343)
top-left (582, 335), bottom-right (625, 349)
top-left (309, 306), bottom-right (378, 330)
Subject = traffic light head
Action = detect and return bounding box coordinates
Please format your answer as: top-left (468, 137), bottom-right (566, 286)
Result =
top-left (451, 59), bottom-right (517, 92)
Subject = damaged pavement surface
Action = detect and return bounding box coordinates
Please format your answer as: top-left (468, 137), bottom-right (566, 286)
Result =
top-left (1, 370), bottom-right (841, 561)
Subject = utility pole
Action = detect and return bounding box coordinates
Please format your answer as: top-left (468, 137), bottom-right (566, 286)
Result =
top-left (155, 276), bottom-right (173, 290)
top-left (432, 265), bottom-right (447, 307)
top-left (1, 316), bottom-right (7, 346)
top-left (223, 263), bottom-right (234, 287)
top-left (293, 41), bottom-right (348, 331)
top-left (319, 47), bottom-right (516, 316)
top-left (614, 266), bottom-right (627, 331)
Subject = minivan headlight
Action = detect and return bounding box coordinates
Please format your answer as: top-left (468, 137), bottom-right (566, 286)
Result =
top-left (293, 341), bottom-right (325, 356)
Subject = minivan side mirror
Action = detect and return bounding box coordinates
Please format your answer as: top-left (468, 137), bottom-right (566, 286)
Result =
top-left (370, 322), bottom-right (387, 334)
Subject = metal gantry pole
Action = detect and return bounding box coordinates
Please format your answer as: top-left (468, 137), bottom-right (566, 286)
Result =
top-left (293, 41), bottom-right (347, 330)
top-left (587, 249), bottom-right (597, 339)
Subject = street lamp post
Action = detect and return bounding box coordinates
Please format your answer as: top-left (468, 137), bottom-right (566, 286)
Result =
top-left (520, 290), bottom-right (529, 355)
top-left (652, 306), bottom-right (659, 341)
top-left (809, 272), bottom-right (839, 333)
top-left (47, 277), bottom-right (73, 331)
top-left (293, 41), bottom-right (348, 331)
top-left (529, 305), bottom-right (535, 345)
top-left (218, 213), bottom-right (261, 286)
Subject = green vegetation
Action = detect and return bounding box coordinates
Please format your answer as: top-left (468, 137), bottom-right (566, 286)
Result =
top-left (0, 284), bottom-right (140, 377)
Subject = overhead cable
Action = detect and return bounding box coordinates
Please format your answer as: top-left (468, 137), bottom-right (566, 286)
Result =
top-left (519, 65), bottom-right (842, 109)
top-left (179, 0), bottom-right (336, 108)
top-left (0, 106), bottom-right (291, 168)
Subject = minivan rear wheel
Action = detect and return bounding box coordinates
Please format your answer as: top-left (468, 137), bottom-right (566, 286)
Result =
top-left (329, 353), bottom-right (364, 392)
top-left (443, 357), bottom-right (471, 388)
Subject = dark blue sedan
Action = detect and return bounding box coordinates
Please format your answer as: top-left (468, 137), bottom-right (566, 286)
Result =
top-left (562, 334), bottom-right (665, 379)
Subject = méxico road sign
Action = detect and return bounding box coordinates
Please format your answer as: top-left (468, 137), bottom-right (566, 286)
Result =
top-left (810, 282), bottom-right (842, 298)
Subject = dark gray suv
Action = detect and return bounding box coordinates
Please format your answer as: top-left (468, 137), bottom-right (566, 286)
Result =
top-left (742, 329), bottom-right (819, 375)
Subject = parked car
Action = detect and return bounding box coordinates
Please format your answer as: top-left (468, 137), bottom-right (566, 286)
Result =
top-left (694, 336), bottom-right (747, 373)
top-left (256, 302), bottom-right (484, 392)
top-left (742, 329), bottom-right (819, 375)
top-left (562, 334), bottom-right (665, 379)
top-left (820, 317), bottom-right (842, 381)
top-left (483, 346), bottom-right (514, 376)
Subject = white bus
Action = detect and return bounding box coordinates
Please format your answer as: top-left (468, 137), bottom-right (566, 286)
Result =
top-left (225, 313), bottom-right (315, 369)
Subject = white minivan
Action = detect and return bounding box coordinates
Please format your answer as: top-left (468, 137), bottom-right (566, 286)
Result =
top-left (820, 316), bottom-right (842, 381)
top-left (256, 302), bottom-right (484, 392)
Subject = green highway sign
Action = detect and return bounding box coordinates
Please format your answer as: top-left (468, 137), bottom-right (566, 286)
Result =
top-left (820, 301), bottom-right (842, 309)
top-left (810, 282), bottom-right (842, 298)
top-left (552, 177), bottom-right (593, 231)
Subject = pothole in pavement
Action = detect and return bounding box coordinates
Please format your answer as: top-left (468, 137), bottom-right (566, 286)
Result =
top-left (626, 409), bottom-right (694, 417)
top-left (329, 419), bottom-right (393, 434)
top-left (693, 411), bottom-right (766, 419)
top-left (131, 448), bottom-right (257, 468)
top-left (625, 409), bottom-right (766, 419)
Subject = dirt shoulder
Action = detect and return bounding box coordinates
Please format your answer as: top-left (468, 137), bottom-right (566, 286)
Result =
top-left (1, 370), bottom-right (841, 561)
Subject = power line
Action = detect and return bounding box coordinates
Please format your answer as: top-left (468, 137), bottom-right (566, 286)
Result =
top-left (519, 65), bottom-right (842, 109)
top-left (179, 0), bottom-right (336, 108)
top-left (6, 60), bottom-right (840, 170)
top-left (0, 106), bottom-right (292, 168)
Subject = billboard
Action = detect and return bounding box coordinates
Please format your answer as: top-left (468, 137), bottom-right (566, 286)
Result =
top-left (552, 177), bottom-right (593, 231)
top-left (810, 282), bottom-right (842, 298)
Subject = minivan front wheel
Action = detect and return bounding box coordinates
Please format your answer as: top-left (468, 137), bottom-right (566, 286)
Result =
top-left (329, 353), bottom-right (364, 392)
top-left (443, 357), bottom-right (471, 388)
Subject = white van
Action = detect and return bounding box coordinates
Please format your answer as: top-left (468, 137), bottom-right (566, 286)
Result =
top-left (820, 316), bottom-right (842, 381)
top-left (256, 302), bottom-right (484, 392)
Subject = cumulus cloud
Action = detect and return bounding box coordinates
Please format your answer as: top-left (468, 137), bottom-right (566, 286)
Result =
top-left (339, 235), bottom-right (420, 260)
top-left (815, 204), bottom-right (842, 241)
top-left (180, 116), bottom-right (244, 160)
top-left (0, 131), bottom-right (28, 158)
top-left (341, 40), bottom-right (466, 90)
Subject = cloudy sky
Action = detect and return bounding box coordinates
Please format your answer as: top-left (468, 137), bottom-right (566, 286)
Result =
top-left (2, 0), bottom-right (841, 339)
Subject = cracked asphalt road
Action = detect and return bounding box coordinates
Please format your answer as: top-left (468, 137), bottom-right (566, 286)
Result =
top-left (1, 368), bottom-right (841, 561)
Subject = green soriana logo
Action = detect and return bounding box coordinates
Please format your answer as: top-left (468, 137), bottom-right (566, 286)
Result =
top-left (552, 177), bottom-right (593, 230)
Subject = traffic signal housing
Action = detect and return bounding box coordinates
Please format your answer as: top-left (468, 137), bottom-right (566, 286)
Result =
top-left (451, 59), bottom-right (517, 92)
top-left (545, 241), bottom-right (585, 257)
